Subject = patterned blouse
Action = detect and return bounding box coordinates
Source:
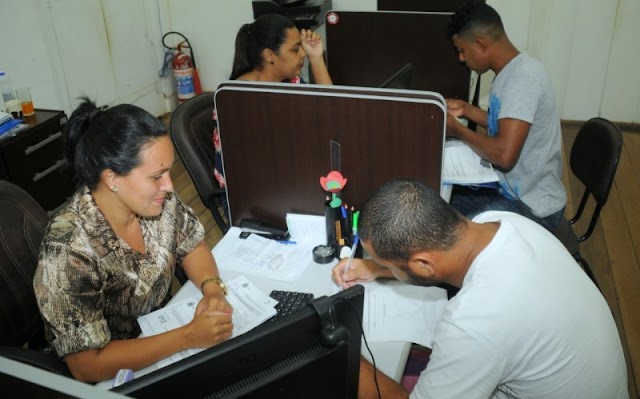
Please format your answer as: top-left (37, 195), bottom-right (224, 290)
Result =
top-left (33, 186), bottom-right (204, 358)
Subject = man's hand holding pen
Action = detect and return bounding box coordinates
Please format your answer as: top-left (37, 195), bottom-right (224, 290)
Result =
top-left (332, 258), bottom-right (381, 290)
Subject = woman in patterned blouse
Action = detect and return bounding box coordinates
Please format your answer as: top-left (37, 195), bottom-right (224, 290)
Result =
top-left (33, 97), bottom-right (233, 383)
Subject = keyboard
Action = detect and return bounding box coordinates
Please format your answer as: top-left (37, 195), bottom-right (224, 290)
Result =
top-left (267, 290), bottom-right (314, 322)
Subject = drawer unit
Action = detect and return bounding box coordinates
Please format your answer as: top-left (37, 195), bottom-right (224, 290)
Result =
top-left (0, 109), bottom-right (74, 212)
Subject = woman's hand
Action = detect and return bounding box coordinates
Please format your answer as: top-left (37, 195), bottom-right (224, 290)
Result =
top-left (332, 258), bottom-right (382, 290)
top-left (300, 29), bottom-right (325, 59)
top-left (184, 307), bottom-right (233, 349)
top-left (195, 286), bottom-right (233, 317)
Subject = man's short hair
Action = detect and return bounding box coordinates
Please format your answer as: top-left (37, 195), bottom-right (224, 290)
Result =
top-left (359, 179), bottom-right (465, 262)
top-left (447, 0), bottom-right (505, 41)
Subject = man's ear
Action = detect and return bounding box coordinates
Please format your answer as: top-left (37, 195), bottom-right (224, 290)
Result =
top-left (475, 37), bottom-right (490, 53)
top-left (407, 251), bottom-right (436, 278)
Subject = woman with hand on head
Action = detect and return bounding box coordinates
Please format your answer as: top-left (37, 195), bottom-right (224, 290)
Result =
top-left (34, 97), bottom-right (233, 383)
top-left (230, 13), bottom-right (332, 84)
top-left (212, 13), bottom-right (332, 187)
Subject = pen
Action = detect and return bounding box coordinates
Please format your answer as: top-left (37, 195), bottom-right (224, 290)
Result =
top-left (342, 235), bottom-right (360, 281)
top-left (276, 240), bottom-right (297, 245)
top-left (352, 211), bottom-right (360, 241)
top-left (343, 211), bottom-right (360, 277)
top-left (341, 204), bottom-right (350, 241)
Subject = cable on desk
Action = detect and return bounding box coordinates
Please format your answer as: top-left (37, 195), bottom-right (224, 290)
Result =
top-left (337, 297), bottom-right (382, 399)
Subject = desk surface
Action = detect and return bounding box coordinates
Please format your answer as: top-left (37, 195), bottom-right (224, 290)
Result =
top-left (209, 226), bottom-right (413, 382)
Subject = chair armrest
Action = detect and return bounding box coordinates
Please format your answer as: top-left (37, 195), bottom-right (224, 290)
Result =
top-left (0, 346), bottom-right (72, 378)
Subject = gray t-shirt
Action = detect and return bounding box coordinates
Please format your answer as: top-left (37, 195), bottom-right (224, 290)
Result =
top-left (488, 53), bottom-right (566, 217)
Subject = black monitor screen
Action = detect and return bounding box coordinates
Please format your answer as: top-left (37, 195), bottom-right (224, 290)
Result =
top-left (112, 285), bottom-right (364, 398)
top-left (379, 63), bottom-right (414, 89)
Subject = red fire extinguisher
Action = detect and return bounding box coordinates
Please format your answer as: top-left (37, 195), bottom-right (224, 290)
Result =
top-left (162, 32), bottom-right (202, 102)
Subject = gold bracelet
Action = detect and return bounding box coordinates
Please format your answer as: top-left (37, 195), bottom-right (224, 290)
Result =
top-left (200, 276), bottom-right (227, 295)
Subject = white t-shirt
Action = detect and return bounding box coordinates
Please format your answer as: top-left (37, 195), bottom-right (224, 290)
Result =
top-left (410, 211), bottom-right (628, 399)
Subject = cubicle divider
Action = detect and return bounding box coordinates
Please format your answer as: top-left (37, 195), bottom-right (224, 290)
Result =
top-left (325, 10), bottom-right (471, 100)
top-left (214, 81), bottom-right (446, 230)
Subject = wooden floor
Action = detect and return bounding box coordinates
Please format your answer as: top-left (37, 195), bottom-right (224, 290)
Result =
top-left (170, 120), bottom-right (640, 398)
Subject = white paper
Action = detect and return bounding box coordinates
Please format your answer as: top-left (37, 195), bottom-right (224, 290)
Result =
top-left (214, 233), bottom-right (311, 283)
top-left (137, 275), bottom-right (277, 369)
top-left (361, 281), bottom-right (448, 348)
top-left (286, 213), bottom-right (326, 248)
top-left (443, 140), bottom-right (499, 185)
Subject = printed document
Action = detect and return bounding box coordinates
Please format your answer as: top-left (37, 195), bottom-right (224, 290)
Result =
top-left (137, 275), bottom-right (277, 370)
top-left (443, 139), bottom-right (499, 185)
top-left (213, 233), bottom-right (311, 283)
top-left (361, 280), bottom-right (447, 348)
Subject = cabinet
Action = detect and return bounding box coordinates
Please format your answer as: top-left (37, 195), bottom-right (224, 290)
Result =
top-left (0, 109), bottom-right (74, 213)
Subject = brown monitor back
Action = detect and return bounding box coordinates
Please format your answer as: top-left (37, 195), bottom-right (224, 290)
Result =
top-left (325, 10), bottom-right (470, 100)
top-left (214, 82), bottom-right (446, 230)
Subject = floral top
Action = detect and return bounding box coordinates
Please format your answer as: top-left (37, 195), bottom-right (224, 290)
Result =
top-left (33, 186), bottom-right (204, 358)
top-left (212, 76), bottom-right (304, 187)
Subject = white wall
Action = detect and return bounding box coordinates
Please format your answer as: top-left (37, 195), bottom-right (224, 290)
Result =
top-left (0, 0), bottom-right (64, 112)
top-left (2, 0), bottom-right (638, 123)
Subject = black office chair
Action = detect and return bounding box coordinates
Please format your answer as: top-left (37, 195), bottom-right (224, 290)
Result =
top-left (169, 92), bottom-right (229, 235)
top-left (0, 180), bottom-right (71, 377)
top-left (554, 117), bottom-right (624, 287)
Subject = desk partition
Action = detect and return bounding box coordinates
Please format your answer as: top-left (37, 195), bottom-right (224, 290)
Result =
top-left (325, 10), bottom-right (470, 100)
top-left (214, 81), bottom-right (446, 229)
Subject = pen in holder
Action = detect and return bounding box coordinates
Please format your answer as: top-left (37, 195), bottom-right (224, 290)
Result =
top-left (325, 197), bottom-right (340, 258)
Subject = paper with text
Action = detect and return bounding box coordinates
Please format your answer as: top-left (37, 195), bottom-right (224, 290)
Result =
top-left (362, 281), bottom-right (447, 348)
top-left (214, 233), bottom-right (311, 282)
top-left (137, 275), bottom-right (277, 369)
top-left (443, 140), bottom-right (499, 185)
top-left (286, 213), bottom-right (326, 248)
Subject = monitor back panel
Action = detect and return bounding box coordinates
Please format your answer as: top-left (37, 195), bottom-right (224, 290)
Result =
top-left (325, 10), bottom-right (470, 100)
top-left (215, 82), bottom-right (445, 229)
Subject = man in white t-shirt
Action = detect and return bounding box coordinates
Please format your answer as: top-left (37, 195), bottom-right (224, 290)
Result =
top-left (333, 179), bottom-right (628, 399)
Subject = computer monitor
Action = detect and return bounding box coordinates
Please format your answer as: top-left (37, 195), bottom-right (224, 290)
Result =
top-left (378, 63), bottom-right (414, 89)
top-left (112, 285), bottom-right (365, 398)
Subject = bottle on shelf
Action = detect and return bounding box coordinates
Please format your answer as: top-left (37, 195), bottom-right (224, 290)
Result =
top-left (0, 71), bottom-right (16, 103)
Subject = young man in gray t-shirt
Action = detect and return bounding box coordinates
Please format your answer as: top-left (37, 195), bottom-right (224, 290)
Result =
top-left (445, 0), bottom-right (566, 232)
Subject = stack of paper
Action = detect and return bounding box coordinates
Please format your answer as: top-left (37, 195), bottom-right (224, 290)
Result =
top-left (214, 233), bottom-right (311, 283)
top-left (0, 111), bottom-right (25, 138)
top-left (442, 140), bottom-right (499, 186)
top-left (361, 281), bottom-right (447, 348)
top-left (0, 111), bottom-right (11, 125)
top-left (137, 276), bottom-right (277, 370)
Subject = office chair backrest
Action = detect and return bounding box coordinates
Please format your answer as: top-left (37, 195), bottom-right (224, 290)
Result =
top-left (0, 181), bottom-right (73, 377)
top-left (169, 92), bottom-right (229, 234)
top-left (571, 117), bottom-right (623, 206)
top-left (569, 117), bottom-right (623, 242)
top-left (0, 180), bottom-right (49, 348)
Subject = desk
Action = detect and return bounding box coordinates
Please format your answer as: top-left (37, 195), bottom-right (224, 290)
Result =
top-left (199, 226), bottom-right (437, 382)
top-left (0, 109), bottom-right (73, 213)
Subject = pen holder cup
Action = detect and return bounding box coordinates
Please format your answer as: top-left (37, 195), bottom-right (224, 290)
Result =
top-left (325, 204), bottom-right (340, 258)
top-left (325, 203), bottom-right (361, 260)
